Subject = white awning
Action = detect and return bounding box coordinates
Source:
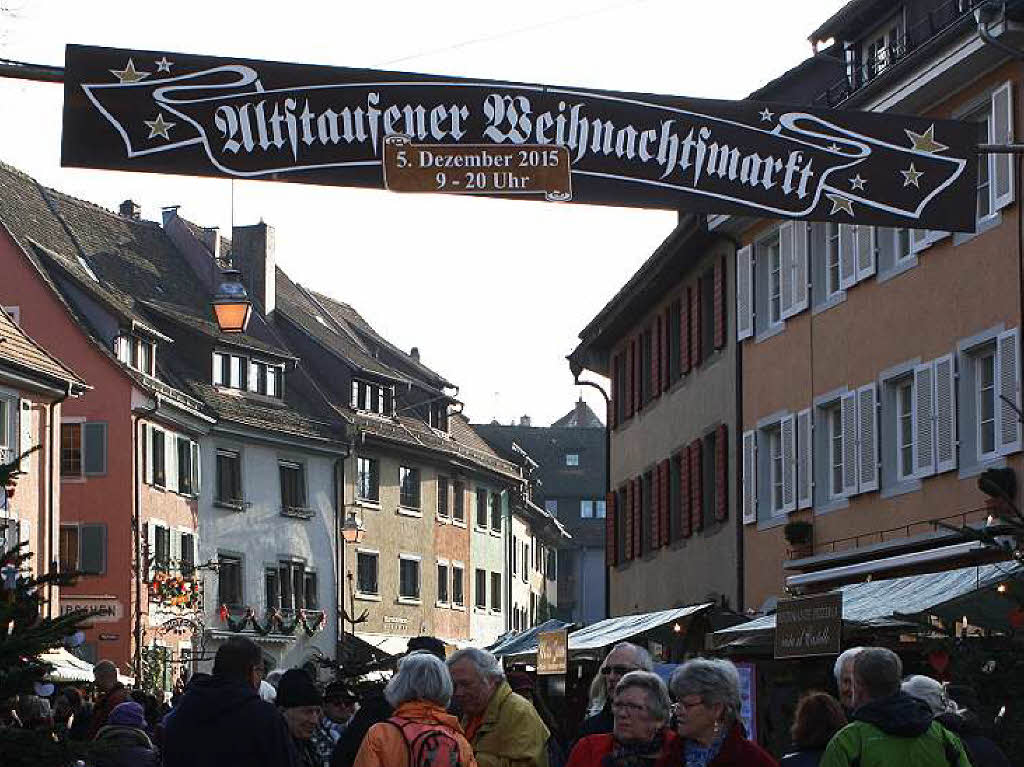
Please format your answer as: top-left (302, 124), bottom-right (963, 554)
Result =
top-left (568, 603), bottom-right (713, 652)
top-left (355, 633), bottom-right (414, 657)
top-left (40, 648), bottom-right (134, 685)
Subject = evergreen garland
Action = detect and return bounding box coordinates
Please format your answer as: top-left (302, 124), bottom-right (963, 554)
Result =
top-left (218, 605), bottom-right (325, 637)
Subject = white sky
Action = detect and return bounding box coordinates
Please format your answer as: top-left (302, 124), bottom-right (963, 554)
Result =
top-left (0, 0), bottom-right (847, 426)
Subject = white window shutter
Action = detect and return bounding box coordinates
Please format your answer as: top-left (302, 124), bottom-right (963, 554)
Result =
top-left (841, 392), bottom-right (859, 496)
top-left (855, 226), bottom-right (876, 282)
top-left (18, 400), bottom-right (30, 470)
top-left (913, 363), bottom-right (937, 478)
top-left (742, 430), bottom-right (757, 524)
top-left (996, 328), bottom-right (1022, 455)
top-left (857, 383), bottom-right (879, 493)
top-left (838, 225), bottom-right (857, 290)
top-left (796, 408), bottom-right (813, 509)
top-left (166, 433), bottom-right (179, 493)
top-left (992, 81), bottom-right (1015, 212)
top-left (191, 441), bottom-right (201, 495)
top-left (736, 245), bottom-right (754, 341)
top-left (170, 528), bottom-right (182, 576)
top-left (781, 415), bottom-right (797, 514)
top-left (933, 354), bottom-right (957, 473)
top-left (146, 522), bottom-right (155, 577)
top-left (779, 222), bottom-right (796, 319)
top-left (791, 221), bottom-right (809, 315)
top-left (910, 228), bottom-right (930, 255)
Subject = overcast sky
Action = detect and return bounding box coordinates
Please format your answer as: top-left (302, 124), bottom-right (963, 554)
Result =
top-left (0, 0), bottom-right (846, 426)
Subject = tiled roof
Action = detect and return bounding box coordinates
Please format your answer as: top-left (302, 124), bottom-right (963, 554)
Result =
top-left (0, 308), bottom-right (88, 391)
top-left (551, 398), bottom-right (605, 428)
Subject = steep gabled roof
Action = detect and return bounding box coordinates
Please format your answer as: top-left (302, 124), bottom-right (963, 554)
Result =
top-left (551, 398), bottom-right (604, 428)
top-left (0, 308), bottom-right (88, 394)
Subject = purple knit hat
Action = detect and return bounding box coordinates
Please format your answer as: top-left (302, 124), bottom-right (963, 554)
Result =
top-left (107, 701), bottom-right (146, 728)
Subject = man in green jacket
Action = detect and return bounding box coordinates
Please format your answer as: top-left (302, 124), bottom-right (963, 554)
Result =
top-left (821, 647), bottom-right (971, 767)
top-left (449, 648), bottom-right (549, 767)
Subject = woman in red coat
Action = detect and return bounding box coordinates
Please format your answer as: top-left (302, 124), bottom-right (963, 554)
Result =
top-left (669, 658), bottom-right (778, 767)
top-left (567, 670), bottom-right (682, 767)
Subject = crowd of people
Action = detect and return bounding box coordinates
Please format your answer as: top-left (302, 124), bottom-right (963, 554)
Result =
top-left (1, 638), bottom-right (1011, 767)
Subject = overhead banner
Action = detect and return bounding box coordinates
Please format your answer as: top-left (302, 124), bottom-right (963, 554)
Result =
top-left (62, 44), bottom-right (977, 230)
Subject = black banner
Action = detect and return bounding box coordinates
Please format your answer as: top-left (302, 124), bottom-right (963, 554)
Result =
top-left (62, 44), bottom-right (977, 231)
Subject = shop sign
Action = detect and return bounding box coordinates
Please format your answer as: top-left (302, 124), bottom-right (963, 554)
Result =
top-left (774, 592), bottom-right (842, 659)
top-left (537, 629), bottom-right (568, 675)
top-left (62, 45), bottom-right (977, 230)
top-left (60, 596), bottom-right (122, 623)
top-left (99, 633), bottom-right (120, 641)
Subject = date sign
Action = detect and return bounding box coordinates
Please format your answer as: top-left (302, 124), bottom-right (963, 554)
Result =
top-left (383, 136), bottom-right (572, 202)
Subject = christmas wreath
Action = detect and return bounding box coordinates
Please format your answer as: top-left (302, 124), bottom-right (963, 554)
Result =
top-left (218, 605), bottom-right (326, 637)
top-left (148, 573), bottom-right (201, 610)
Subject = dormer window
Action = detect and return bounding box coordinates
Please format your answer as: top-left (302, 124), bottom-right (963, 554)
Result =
top-left (115, 335), bottom-right (155, 376)
top-left (248, 360), bottom-right (284, 397)
top-left (861, 15), bottom-right (903, 82)
top-left (428, 401), bottom-right (448, 432)
top-left (213, 351), bottom-right (284, 399)
top-left (351, 379), bottom-right (394, 416)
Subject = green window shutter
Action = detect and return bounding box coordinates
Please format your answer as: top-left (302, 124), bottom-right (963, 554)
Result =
top-left (79, 524), bottom-right (106, 574)
top-left (83, 423), bottom-right (107, 476)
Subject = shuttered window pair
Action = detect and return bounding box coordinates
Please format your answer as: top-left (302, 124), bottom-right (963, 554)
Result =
top-left (60, 421), bottom-right (107, 478)
top-left (144, 425), bottom-right (200, 496)
top-left (146, 522), bottom-right (197, 577)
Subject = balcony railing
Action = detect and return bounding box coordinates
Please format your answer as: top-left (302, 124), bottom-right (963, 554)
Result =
top-left (811, 504), bottom-right (993, 557)
top-left (812, 0), bottom-right (985, 108)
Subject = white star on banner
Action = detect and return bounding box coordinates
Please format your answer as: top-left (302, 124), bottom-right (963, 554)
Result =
top-left (901, 163), bottom-right (924, 187)
top-left (110, 58), bottom-right (149, 83)
top-left (145, 113), bottom-right (175, 140)
top-left (849, 174), bottom-right (867, 191)
top-left (826, 193), bottom-right (855, 216)
top-left (759, 108), bottom-right (774, 122)
top-left (155, 56), bottom-right (173, 73)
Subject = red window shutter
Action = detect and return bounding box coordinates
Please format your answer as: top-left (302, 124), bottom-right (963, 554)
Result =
top-left (624, 482), bottom-right (634, 561)
top-left (633, 478), bottom-right (643, 557)
top-left (652, 318), bottom-right (662, 399)
top-left (651, 467), bottom-right (661, 549)
top-left (659, 459), bottom-right (671, 546)
top-left (661, 308), bottom-right (671, 392)
top-left (609, 354), bottom-right (618, 430)
top-left (714, 256), bottom-right (726, 350)
top-left (634, 335), bottom-right (643, 413)
top-left (625, 343), bottom-right (635, 419)
top-left (680, 448), bottom-right (692, 538)
top-left (716, 424), bottom-right (728, 521)
top-left (691, 283), bottom-right (702, 367)
top-left (680, 288), bottom-right (691, 375)
top-left (690, 439), bottom-right (703, 533)
top-left (606, 491), bottom-right (618, 566)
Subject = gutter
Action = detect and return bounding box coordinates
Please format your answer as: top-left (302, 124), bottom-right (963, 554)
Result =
top-left (45, 381), bottom-right (73, 614)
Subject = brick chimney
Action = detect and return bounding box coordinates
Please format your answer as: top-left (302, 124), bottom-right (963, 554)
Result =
top-left (410, 346), bottom-right (420, 362)
top-left (119, 199), bottom-right (141, 219)
top-left (232, 222), bottom-right (276, 314)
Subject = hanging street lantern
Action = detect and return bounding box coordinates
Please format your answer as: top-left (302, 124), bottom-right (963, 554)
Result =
top-left (341, 509), bottom-right (365, 545)
top-left (212, 269), bottom-right (252, 333)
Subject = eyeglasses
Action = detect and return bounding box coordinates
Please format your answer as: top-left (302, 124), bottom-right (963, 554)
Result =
top-left (671, 697), bottom-right (705, 712)
top-left (600, 665), bottom-right (639, 676)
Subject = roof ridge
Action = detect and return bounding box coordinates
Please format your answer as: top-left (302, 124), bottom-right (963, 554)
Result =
top-left (0, 310), bottom-right (88, 387)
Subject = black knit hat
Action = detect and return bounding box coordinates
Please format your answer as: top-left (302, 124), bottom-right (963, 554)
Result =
top-left (405, 636), bottom-right (447, 661)
top-left (276, 669), bottom-right (323, 709)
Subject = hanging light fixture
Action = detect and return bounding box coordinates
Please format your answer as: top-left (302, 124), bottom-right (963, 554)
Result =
top-left (341, 509), bottom-right (365, 544)
top-left (212, 269), bottom-right (252, 333)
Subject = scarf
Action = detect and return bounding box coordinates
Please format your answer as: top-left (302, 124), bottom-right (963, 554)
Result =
top-left (600, 730), bottom-right (666, 767)
top-left (682, 729), bottom-right (726, 767)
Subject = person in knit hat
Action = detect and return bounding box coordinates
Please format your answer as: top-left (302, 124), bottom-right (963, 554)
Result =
top-left (278, 668), bottom-right (324, 767)
top-left (92, 701), bottom-right (159, 767)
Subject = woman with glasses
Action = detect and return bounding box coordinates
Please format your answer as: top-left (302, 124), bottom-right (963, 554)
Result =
top-left (578, 642), bottom-right (654, 742)
top-left (669, 658), bottom-right (777, 767)
top-left (567, 670), bottom-right (681, 767)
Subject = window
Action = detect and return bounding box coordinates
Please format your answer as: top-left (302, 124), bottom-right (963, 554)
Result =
top-left (490, 572), bottom-right (502, 612)
top-left (476, 489), bottom-right (488, 528)
top-left (356, 457), bottom-right (380, 502)
top-left (152, 429), bottom-right (166, 487)
top-left (452, 564), bottom-right (464, 606)
top-left (641, 471), bottom-right (652, 553)
top-left (701, 268), bottom-right (715, 356)
top-left (277, 561), bottom-right (310, 611)
top-left (304, 572), bottom-right (318, 610)
top-left (212, 352), bottom-right (247, 389)
top-left (177, 437), bottom-right (200, 496)
top-left (116, 336), bottom-right (155, 376)
top-left (614, 353), bottom-right (627, 424)
top-left (399, 466), bottom-right (420, 509)
top-left (279, 460), bottom-right (307, 510)
top-left (153, 524), bottom-right (171, 572)
top-left (350, 379), bottom-right (394, 416)
top-left (59, 524), bottom-right (106, 574)
top-left (180, 533), bottom-right (195, 577)
top-left (896, 379), bottom-right (915, 480)
top-left (511, 536), bottom-right (518, 577)
top-left (399, 556), bottom-right (421, 601)
top-left (565, 453), bottom-right (579, 467)
top-left (521, 541), bottom-right (529, 582)
top-left (668, 299), bottom-right (682, 380)
top-left (218, 554), bottom-right (242, 607)
top-left (61, 422), bottom-right (82, 477)
top-left (546, 547), bottom-right (558, 580)
top-left (974, 107), bottom-right (992, 221)
top-left (265, 567), bottom-right (280, 609)
top-left (437, 476), bottom-right (449, 517)
top-left (489, 492), bottom-right (502, 532)
top-left (640, 329), bottom-right (652, 404)
top-left (754, 230), bottom-right (785, 334)
top-left (825, 223), bottom-right (841, 297)
top-left (356, 551), bottom-right (379, 595)
top-left (453, 481), bottom-right (465, 523)
top-left (767, 235), bottom-right (782, 325)
top-left (475, 568), bottom-right (487, 609)
top-left (702, 430), bottom-right (717, 529)
top-left (216, 449), bottom-right (243, 507)
top-left (246, 360), bottom-right (284, 398)
top-left (768, 425), bottom-right (784, 515)
top-left (437, 561), bottom-right (449, 604)
top-left (862, 18), bottom-right (902, 81)
top-left (827, 405), bottom-right (844, 499)
top-left (581, 499), bottom-right (607, 518)
top-left (893, 228), bottom-right (912, 263)
top-left (977, 350), bottom-right (997, 459)
top-left (429, 401), bottom-right (448, 432)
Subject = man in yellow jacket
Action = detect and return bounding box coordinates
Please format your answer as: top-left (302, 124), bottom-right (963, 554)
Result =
top-left (449, 648), bottom-right (549, 767)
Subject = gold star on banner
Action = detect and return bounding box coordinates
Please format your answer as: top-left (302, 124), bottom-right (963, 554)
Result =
top-left (850, 174), bottom-right (867, 191)
top-left (901, 163), bottom-right (924, 187)
top-left (145, 113), bottom-right (175, 140)
top-left (759, 108), bottom-right (774, 122)
top-left (827, 193), bottom-right (855, 216)
top-left (110, 58), bottom-right (149, 83)
top-left (155, 56), bottom-right (173, 73)
top-left (905, 124), bottom-right (948, 153)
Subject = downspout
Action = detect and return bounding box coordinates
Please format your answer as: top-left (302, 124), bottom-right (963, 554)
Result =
top-left (45, 381), bottom-right (73, 615)
top-left (134, 395), bottom-right (161, 683)
top-left (333, 442), bottom-right (352, 661)
top-left (572, 375), bottom-right (610, 620)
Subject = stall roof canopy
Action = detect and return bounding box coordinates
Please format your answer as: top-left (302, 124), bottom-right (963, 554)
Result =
top-left (716, 563), bottom-right (1023, 638)
top-left (40, 648), bottom-right (134, 685)
top-left (490, 619), bottom-right (574, 658)
top-left (569, 604), bottom-right (713, 652)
